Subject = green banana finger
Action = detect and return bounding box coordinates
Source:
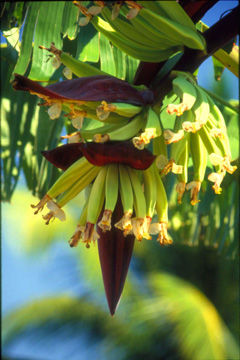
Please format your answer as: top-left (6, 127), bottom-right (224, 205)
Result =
top-left (205, 95), bottom-right (232, 159)
top-left (57, 166), bottom-right (100, 208)
top-left (91, 16), bottom-right (181, 62)
top-left (153, 134), bottom-right (168, 157)
top-left (139, 8), bottom-right (206, 50)
top-left (192, 85), bottom-right (210, 126)
top-left (121, 5), bottom-right (183, 48)
top-left (204, 119), bottom-right (230, 158)
top-left (98, 164), bottom-right (119, 231)
top-left (154, 1), bottom-right (197, 30)
top-left (127, 167), bottom-right (146, 219)
top-left (118, 165), bottom-right (134, 216)
top-left (198, 125), bottom-right (223, 163)
top-left (169, 75), bottom-right (197, 115)
top-left (190, 131), bottom-right (208, 182)
top-left (171, 129), bottom-right (190, 164)
top-left (133, 107), bottom-right (162, 149)
top-left (101, 7), bottom-right (162, 50)
top-left (143, 165), bottom-right (157, 218)
top-left (114, 164), bottom-right (134, 236)
top-left (176, 137), bottom-right (190, 183)
top-left (94, 110), bottom-right (147, 143)
top-left (44, 43), bottom-right (108, 78)
top-left (127, 166), bottom-right (149, 241)
top-left (86, 166), bottom-right (107, 225)
top-left (79, 122), bottom-right (126, 140)
top-left (153, 165), bottom-right (168, 223)
top-left (95, 100), bottom-right (142, 119)
top-left (47, 158), bottom-right (93, 199)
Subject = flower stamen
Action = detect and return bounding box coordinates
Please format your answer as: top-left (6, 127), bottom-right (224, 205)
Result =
top-left (115, 210), bottom-right (133, 236)
top-left (167, 103), bottom-right (188, 116)
top-left (176, 181), bottom-right (186, 204)
top-left (98, 210), bottom-right (113, 232)
top-left (208, 171), bottom-right (225, 194)
top-left (149, 222), bottom-right (172, 246)
top-left (69, 224), bottom-right (85, 247)
top-left (83, 222), bottom-right (99, 248)
top-left (186, 181), bottom-right (201, 205)
top-left (31, 194), bottom-right (51, 214)
top-left (163, 129), bottom-right (184, 144)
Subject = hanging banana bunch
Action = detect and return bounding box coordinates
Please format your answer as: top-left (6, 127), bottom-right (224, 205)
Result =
top-left (161, 71), bottom-right (237, 204)
top-left (74, 0), bottom-right (206, 62)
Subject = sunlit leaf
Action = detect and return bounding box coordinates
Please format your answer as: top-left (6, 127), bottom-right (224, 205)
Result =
top-left (141, 273), bottom-right (239, 360)
top-left (76, 22), bottom-right (99, 63)
top-left (28, 2), bottom-right (65, 81)
top-left (61, 2), bottom-right (79, 40)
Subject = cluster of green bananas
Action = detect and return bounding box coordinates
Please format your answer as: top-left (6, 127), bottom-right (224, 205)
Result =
top-left (74, 0), bottom-right (206, 62)
top-left (160, 72), bottom-right (237, 204)
top-left (31, 154), bottom-right (171, 248)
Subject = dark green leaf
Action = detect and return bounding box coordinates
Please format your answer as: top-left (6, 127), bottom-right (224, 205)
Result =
top-left (13, 2), bottom-right (40, 77)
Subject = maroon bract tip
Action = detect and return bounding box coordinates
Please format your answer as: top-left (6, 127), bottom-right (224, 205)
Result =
top-left (97, 198), bottom-right (135, 315)
top-left (41, 143), bottom-right (83, 170)
top-left (12, 74), bottom-right (154, 106)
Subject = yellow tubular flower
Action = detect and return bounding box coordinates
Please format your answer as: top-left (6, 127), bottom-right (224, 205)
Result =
top-left (31, 194), bottom-right (52, 214)
top-left (98, 209), bottom-right (113, 232)
top-left (186, 181), bottom-right (201, 205)
top-left (176, 181), bottom-right (186, 204)
top-left (167, 103), bottom-right (188, 116)
top-left (209, 153), bottom-right (237, 174)
top-left (42, 199), bottom-right (66, 225)
top-left (83, 222), bottom-right (100, 248)
top-left (131, 217), bottom-right (149, 241)
top-left (69, 225), bottom-right (85, 247)
top-left (149, 222), bottom-right (172, 246)
top-left (208, 171), bottom-right (226, 194)
top-left (163, 129), bottom-right (184, 144)
top-left (48, 102), bottom-right (62, 120)
top-left (114, 210), bottom-right (133, 236)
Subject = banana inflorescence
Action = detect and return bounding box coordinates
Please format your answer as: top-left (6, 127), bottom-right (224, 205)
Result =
top-left (27, 62), bottom-right (236, 249)
top-left (13, 1), bottom-right (236, 251)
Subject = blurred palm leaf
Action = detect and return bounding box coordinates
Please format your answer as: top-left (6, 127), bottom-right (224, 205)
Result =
top-left (2, 272), bottom-right (239, 360)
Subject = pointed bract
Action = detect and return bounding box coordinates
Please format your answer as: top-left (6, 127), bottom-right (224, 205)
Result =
top-left (97, 198), bottom-right (135, 315)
